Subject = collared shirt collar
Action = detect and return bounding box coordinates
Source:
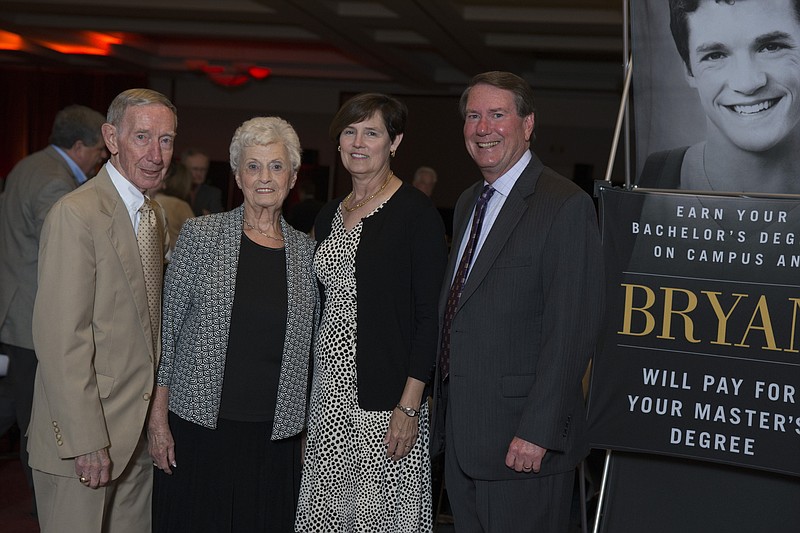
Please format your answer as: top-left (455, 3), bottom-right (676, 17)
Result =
top-left (105, 161), bottom-right (145, 230)
top-left (484, 150), bottom-right (532, 197)
top-left (452, 150), bottom-right (533, 285)
top-left (51, 145), bottom-right (90, 185)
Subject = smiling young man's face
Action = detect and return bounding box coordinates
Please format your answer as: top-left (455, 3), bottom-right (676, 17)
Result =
top-left (685, 0), bottom-right (800, 152)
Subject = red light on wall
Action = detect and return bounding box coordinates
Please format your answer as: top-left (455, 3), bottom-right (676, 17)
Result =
top-left (247, 66), bottom-right (271, 79)
top-left (212, 74), bottom-right (250, 87)
top-left (0, 30), bottom-right (23, 51)
top-left (38, 31), bottom-right (121, 56)
top-left (40, 42), bottom-right (109, 55)
top-left (201, 64), bottom-right (225, 74)
top-left (187, 60), bottom-right (272, 87)
top-left (87, 32), bottom-right (122, 46)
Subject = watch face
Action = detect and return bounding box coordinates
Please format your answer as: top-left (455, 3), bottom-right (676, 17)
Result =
top-left (397, 405), bottom-right (417, 416)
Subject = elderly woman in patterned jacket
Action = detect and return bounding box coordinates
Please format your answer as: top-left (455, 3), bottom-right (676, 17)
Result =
top-left (147, 116), bottom-right (319, 533)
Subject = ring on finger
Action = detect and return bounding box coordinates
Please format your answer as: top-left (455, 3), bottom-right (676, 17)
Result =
top-left (79, 476), bottom-right (89, 483)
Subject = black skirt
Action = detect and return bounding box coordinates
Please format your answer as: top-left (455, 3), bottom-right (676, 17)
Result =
top-left (153, 411), bottom-right (302, 533)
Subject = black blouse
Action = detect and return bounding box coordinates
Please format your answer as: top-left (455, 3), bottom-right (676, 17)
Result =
top-left (218, 234), bottom-right (287, 421)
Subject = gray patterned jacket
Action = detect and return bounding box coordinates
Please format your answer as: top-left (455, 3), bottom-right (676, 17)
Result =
top-left (156, 204), bottom-right (319, 439)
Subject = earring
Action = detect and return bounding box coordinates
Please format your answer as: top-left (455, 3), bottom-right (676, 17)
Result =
top-left (390, 150), bottom-right (396, 158)
top-left (337, 146), bottom-right (341, 152)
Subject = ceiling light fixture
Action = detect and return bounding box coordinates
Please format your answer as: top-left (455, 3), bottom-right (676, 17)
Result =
top-left (186, 60), bottom-right (272, 87)
top-left (38, 31), bottom-right (122, 56)
top-left (0, 30), bottom-right (23, 51)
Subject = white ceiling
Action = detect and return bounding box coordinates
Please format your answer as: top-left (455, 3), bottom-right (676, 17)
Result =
top-left (0, 0), bottom-right (626, 93)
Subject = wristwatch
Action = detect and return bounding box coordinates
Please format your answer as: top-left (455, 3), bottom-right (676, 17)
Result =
top-left (395, 403), bottom-right (419, 417)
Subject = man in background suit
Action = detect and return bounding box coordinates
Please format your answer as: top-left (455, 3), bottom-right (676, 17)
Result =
top-left (183, 147), bottom-right (223, 215)
top-left (0, 104), bottom-right (107, 507)
top-left (433, 71), bottom-right (603, 532)
top-left (28, 88), bottom-right (175, 532)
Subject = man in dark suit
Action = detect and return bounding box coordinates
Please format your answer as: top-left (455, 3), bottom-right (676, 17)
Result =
top-left (28, 88), bottom-right (174, 532)
top-left (183, 147), bottom-right (223, 215)
top-left (0, 104), bottom-right (107, 505)
top-left (433, 71), bottom-right (603, 532)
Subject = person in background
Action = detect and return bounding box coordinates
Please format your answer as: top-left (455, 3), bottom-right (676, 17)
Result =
top-left (147, 161), bottom-right (195, 255)
top-left (0, 104), bottom-right (107, 512)
top-left (296, 93), bottom-right (447, 532)
top-left (287, 178), bottom-right (324, 234)
top-left (28, 88), bottom-right (175, 532)
top-left (183, 147), bottom-right (224, 215)
top-left (431, 71), bottom-right (603, 532)
top-left (149, 116), bottom-right (318, 533)
top-left (412, 165), bottom-right (438, 197)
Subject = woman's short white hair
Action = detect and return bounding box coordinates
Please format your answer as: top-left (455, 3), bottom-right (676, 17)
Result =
top-left (229, 116), bottom-right (302, 174)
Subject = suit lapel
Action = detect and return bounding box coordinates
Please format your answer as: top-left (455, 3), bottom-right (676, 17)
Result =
top-left (95, 169), bottom-right (154, 360)
top-left (457, 156), bottom-right (542, 309)
top-left (439, 182), bottom-right (482, 315)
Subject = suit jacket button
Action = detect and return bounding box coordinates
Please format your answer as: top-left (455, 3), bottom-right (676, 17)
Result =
top-left (142, 392), bottom-right (151, 401)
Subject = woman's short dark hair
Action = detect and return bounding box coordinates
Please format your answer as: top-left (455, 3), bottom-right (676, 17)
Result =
top-left (328, 93), bottom-right (407, 142)
top-left (458, 71), bottom-right (536, 120)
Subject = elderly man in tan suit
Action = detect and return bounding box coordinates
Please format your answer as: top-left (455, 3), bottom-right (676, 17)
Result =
top-left (28, 88), bottom-right (176, 533)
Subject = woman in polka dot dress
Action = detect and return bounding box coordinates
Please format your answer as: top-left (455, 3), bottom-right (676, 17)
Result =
top-left (295, 93), bottom-right (447, 532)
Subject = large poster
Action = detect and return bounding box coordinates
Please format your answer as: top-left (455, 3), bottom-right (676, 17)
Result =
top-left (633, 0), bottom-right (800, 194)
top-left (592, 1), bottom-right (800, 529)
top-left (588, 188), bottom-right (800, 476)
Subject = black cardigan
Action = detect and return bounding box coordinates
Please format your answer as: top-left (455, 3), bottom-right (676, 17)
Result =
top-left (314, 184), bottom-right (447, 410)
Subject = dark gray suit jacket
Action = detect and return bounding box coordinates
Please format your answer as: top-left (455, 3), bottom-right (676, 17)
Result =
top-left (433, 152), bottom-right (603, 480)
top-left (0, 146), bottom-right (80, 349)
top-left (191, 182), bottom-right (223, 216)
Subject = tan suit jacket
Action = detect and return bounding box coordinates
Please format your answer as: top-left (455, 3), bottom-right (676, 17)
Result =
top-left (152, 192), bottom-right (194, 253)
top-left (28, 166), bottom-right (167, 480)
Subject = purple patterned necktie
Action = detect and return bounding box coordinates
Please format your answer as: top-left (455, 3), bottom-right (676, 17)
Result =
top-left (440, 184), bottom-right (495, 380)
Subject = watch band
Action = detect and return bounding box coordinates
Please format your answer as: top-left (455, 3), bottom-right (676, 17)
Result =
top-left (395, 403), bottom-right (419, 417)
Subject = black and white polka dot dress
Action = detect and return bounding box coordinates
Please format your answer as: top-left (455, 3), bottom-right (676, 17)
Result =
top-left (295, 204), bottom-right (432, 533)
